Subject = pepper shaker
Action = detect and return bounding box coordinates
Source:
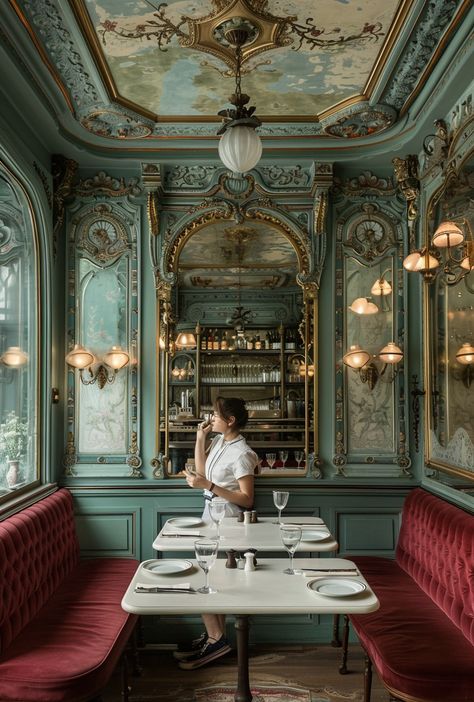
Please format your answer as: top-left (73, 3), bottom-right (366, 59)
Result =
top-left (243, 511), bottom-right (252, 524)
top-left (225, 549), bottom-right (237, 569)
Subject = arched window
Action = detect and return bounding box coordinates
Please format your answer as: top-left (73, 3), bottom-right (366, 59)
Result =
top-left (0, 164), bottom-right (39, 497)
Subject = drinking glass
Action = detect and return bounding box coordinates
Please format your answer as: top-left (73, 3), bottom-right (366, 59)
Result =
top-left (279, 450), bottom-right (289, 468)
top-left (208, 498), bottom-right (227, 540)
top-left (280, 525), bottom-right (302, 574)
top-left (194, 539), bottom-right (219, 594)
top-left (294, 450), bottom-right (304, 468)
top-left (273, 490), bottom-right (289, 524)
top-left (265, 452), bottom-right (276, 470)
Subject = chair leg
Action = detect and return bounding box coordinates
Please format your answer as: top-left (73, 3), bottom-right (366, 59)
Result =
top-left (331, 613), bottom-right (341, 647)
top-left (130, 622), bottom-right (142, 677)
top-left (121, 652), bottom-right (130, 702)
top-left (339, 614), bottom-right (350, 674)
top-left (364, 654), bottom-right (372, 702)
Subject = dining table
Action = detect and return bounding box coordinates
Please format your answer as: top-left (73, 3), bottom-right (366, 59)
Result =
top-left (153, 515), bottom-right (339, 554)
top-left (121, 556), bottom-right (379, 702)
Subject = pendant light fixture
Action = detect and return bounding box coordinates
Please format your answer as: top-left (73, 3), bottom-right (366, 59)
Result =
top-left (217, 24), bottom-right (262, 174)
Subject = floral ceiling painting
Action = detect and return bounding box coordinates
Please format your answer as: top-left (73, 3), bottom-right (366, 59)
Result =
top-left (83, 0), bottom-right (399, 119)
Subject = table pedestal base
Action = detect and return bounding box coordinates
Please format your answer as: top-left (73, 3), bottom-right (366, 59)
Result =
top-left (234, 614), bottom-right (252, 702)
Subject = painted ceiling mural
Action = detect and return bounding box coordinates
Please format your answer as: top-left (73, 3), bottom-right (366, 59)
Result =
top-left (85, 0), bottom-right (396, 119)
top-left (5, 0), bottom-right (468, 143)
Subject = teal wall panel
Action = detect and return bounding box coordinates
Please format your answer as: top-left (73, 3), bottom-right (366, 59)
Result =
top-left (73, 502), bottom-right (142, 558)
top-left (337, 511), bottom-right (400, 556)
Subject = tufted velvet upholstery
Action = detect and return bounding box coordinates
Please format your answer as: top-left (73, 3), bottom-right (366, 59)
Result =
top-left (347, 488), bottom-right (474, 702)
top-left (0, 488), bottom-right (139, 702)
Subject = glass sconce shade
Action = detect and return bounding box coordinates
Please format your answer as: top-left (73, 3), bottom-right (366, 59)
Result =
top-left (175, 332), bottom-right (197, 349)
top-left (456, 342), bottom-right (474, 365)
top-left (414, 250), bottom-right (439, 272)
top-left (348, 297), bottom-right (378, 314)
top-left (218, 125), bottom-right (262, 174)
top-left (461, 241), bottom-right (474, 271)
top-left (378, 342), bottom-right (403, 364)
top-left (65, 344), bottom-right (95, 369)
top-left (1, 346), bottom-right (28, 366)
top-left (102, 346), bottom-right (130, 370)
top-left (343, 345), bottom-right (371, 369)
top-left (432, 221), bottom-right (464, 248)
top-left (403, 250), bottom-right (422, 271)
top-left (371, 278), bottom-right (392, 296)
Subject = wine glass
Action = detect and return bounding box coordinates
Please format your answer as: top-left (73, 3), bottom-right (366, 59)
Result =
top-left (280, 525), bottom-right (302, 574)
top-left (209, 498), bottom-right (227, 540)
top-left (279, 450), bottom-right (289, 468)
top-left (265, 452), bottom-right (276, 470)
top-left (273, 490), bottom-right (289, 524)
top-left (294, 450), bottom-right (304, 469)
top-left (194, 539), bottom-right (219, 594)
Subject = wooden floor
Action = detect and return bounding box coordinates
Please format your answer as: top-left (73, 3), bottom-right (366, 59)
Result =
top-left (102, 643), bottom-right (390, 701)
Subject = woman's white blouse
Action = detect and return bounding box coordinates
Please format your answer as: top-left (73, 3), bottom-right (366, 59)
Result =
top-left (203, 433), bottom-right (257, 517)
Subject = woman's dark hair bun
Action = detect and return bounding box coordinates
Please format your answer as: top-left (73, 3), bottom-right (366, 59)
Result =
top-left (214, 396), bottom-right (248, 429)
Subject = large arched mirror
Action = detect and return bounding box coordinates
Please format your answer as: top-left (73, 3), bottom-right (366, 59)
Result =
top-left (153, 211), bottom-right (318, 479)
top-left (425, 148), bottom-right (474, 485)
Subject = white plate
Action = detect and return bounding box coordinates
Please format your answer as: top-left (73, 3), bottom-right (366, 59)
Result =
top-left (142, 559), bottom-right (193, 575)
top-left (167, 517), bottom-right (202, 528)
top-left (307, 578), bottom-right (366, 597)
top-left (300, 529), bottom-right (331, 542)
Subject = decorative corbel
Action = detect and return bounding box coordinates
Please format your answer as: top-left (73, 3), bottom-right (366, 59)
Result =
top-left (52, 155), bottom-right (78, 258)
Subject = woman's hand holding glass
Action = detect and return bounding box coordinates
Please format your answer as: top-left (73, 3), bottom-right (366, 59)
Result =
top-left (194, 539), bottom-right (219, 594)
top-left (208, 498), bottom-right (227, 540)
top-left (280, 525), bottom-right (302, 574)
top-left (273, 490), bottom-right (289, 524)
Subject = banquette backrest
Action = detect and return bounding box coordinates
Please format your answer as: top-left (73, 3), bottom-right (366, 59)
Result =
top-left (395, 487), bottom-right (474, 646)
top-left (0, 489), bottom-right (80, 652)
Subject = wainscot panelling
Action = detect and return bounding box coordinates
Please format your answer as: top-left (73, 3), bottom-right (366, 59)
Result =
top-left (336, 509), bottom-right (401, 556)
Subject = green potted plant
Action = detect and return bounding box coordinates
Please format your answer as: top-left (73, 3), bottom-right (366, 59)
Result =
top-left (0, 411), bottom-right (28, 487)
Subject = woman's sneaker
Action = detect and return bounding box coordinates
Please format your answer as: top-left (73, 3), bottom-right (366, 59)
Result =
top-left (178, 636), bottom-right (231, 669)
top-left (172, 632), bottom-right (207, 661)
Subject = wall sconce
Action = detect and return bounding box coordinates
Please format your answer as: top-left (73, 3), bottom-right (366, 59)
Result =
top-left (343, 342), bottom-right (403, 390)
top-left (454, 342), bottom-right (474, 388)
top-left (66, 343), bottom-right (130, 389)
top-left (175, 331), bottom-right (197, 350)
top-left (0, 346), bottom-right (28, 367)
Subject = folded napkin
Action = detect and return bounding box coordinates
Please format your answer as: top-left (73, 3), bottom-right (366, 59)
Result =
top-left (302, 568), bottom-right (359, 577)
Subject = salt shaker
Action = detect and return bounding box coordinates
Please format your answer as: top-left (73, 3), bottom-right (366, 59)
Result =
top-left (244, 551), bottom-right (255, 571)
top-left (237, 512), bottom-right (244, 523)
top-left (243, 511), bottom-right (252, 524)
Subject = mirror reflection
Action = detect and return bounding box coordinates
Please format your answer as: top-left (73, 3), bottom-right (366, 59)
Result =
top-left (427, 154), bottom-right (474, 478)
top-left (160, 217), bottom-right (316, 478)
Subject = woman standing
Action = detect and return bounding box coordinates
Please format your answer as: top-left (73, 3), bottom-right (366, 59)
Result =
top-left (174, 396), bottom-right (257, 670)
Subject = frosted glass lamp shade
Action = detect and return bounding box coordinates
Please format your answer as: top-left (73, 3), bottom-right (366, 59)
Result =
top-left (461, 241), bottom-right (474, 271)
top-left (378, 342), bottom-right (403, 365)
top-left (66, 344), bottom-right (95, 369)
top-left (403, 251), bottom-right (422, 271)
top-left (218, 126), bottom-right (262, 173)
top-left (371, 278), bottom-right (392, 296)
top-left (456, 343), bottom-right (474, 365)
top-left (1, 346), bottom-right (28, 367)
top-left (414, 251), bottom-right (439, 272)
top-left (175, 332), bottom-right (197, 349)
top-left (103, 346), bottom-right (130, 370)
top-left (343, 345), bottom-right (371, 369)
top-left (348, 297), bottom-right (378, 314)
top-left (432, 221), bottom-right (464, 248)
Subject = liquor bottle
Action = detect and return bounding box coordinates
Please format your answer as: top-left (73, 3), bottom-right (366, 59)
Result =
top-left (255, 334), bottom-right (262, 350)
top-left (221, 331), bottom-right (228, 350)
top-left (207, 329), bottom-right (214, 351)
top-left (201, 329), bottom-right (207, 351)
top-left (213, 329), bottom-right (220, 350)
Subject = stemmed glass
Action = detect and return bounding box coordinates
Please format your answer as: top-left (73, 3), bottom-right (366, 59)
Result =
top-left (194, 539), bottom-right (219, 594)
top-left (273, 490), bottom-right (289, 524)
top-left (265, 452), bottom-right (276, 470)
top-left (280, 525), bottom-right (302, 575)
top-left (294, 450), bottom-right (304, 469)
top-left (279, 450), bottom-right (288, 468)
top-left (209, 498), bottom-right (227, 541)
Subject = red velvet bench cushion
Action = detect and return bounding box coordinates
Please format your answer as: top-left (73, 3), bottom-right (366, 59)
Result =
top-left (0, 490), bottom-right (138, 702)
top-left (349, 556), bottom-right (474, 702)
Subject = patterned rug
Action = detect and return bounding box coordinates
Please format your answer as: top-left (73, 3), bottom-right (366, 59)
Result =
top-left (194, 685), bottom-right (364, 702)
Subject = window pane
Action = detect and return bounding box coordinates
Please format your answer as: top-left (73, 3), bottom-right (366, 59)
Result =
top-left (0, 167), bottom-right (38, 496)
